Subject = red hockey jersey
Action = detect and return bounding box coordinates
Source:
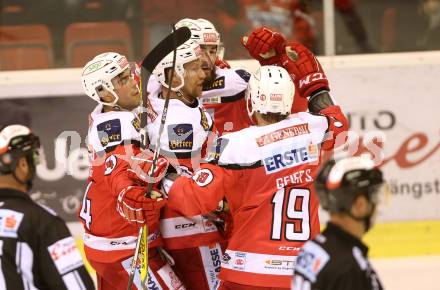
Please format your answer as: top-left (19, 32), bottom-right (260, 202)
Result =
top-left (79, 104), bottom-right (162, 264)
top-left (167, 105), bottom-right (348, 287)
top-left (147, 89), bottom-right (223, 250)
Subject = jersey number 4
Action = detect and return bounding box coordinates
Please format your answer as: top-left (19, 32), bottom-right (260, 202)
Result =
top-left (79, 181), bottom-right (93, 230)
top-left (271, 188), bottom-right (310, 241)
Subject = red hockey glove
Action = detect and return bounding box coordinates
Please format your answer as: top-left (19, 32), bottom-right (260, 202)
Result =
top-left (117, 186), bottom-right (166, 227)
top-left (241, 26), bottom-right (286, 64)
top-left (128, 152), bottom-right (169, 186)
top-left (279, 42), bottom-right (329, 98)
top-left (215, 57), bottom-right (231, 69)
top-left (242, 27), bottom-right (329, 98)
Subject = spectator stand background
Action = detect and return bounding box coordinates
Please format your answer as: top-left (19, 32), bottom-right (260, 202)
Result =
top-left (1, 0), bottom-right (440, 71)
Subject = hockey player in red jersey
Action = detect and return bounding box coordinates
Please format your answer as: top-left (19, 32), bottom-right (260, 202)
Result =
top-left (79, 52), bottom-right (184, 290)
top-left (242, 26), bottom-right (330, 114)
top-left (148, 40), bottom-right (225, 290)
top-left (175, 18), bottom-right (252, 136)
top-left (174, 18), bottom-right (252, 255)
top-left (160, 62), bottom-right (349, 289)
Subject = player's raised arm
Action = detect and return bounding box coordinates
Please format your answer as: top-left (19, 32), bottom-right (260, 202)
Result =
top-left (242, 31), bottom-right (349, 149)
top-left (242, 27), bottom-right (335, 113)
top-left (166, 162), bottom-right (237, 217)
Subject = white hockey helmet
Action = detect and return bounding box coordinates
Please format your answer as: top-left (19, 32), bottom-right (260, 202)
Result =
top-left (175, 18), bottom-right (220, 47)
top-left (246, 65), bottom-right (295, 117)
top-left (81, 52), bottom-right (131, 106)
top-left (152, 40), bottom-right (202, 91)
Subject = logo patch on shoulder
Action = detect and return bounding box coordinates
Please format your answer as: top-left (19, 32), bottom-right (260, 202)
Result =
top-left (168, 123), bottom-right (193, 150)
top-left (295, 241), bottom-right (330, 283)
top-left (0, 209), bottom-right (24, 238)
top-left (97, 119), bottom-right (122, 147)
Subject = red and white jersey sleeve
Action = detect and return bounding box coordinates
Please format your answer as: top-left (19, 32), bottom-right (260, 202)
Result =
top-left (318, 105), bottom-right (348, 150)
top-left (201, 67), bottom-right (252, 135)
top-left (80, 104), bottom-right (162, 264)
top-left (147, 91), bottom-right (223, 250)
top-left (167, 164), bottom-right (236, 217)
top-left (167, 106), bottom-right (348, 288)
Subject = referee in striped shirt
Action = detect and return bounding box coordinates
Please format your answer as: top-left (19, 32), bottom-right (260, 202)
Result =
top-left (0, 124), bottom-right (95, 290)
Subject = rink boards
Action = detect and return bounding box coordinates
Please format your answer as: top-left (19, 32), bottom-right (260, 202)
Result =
top-left (1, 51), bottom-right (439, 261)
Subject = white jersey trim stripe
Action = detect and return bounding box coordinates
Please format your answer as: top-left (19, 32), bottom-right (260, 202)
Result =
top-left (160, 215), bottom-right (218, 238)
top-left (83, 231), bottom-right (160, 251)
top-left (221, 249), bottom-right (297, 276)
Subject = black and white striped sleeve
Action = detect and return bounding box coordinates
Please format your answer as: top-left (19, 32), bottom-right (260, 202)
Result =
top-left (39, 218), bottom-right (95, 290)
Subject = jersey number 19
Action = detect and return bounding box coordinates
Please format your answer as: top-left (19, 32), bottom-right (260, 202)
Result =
top-left (271, 188), bottom-right (310, 241)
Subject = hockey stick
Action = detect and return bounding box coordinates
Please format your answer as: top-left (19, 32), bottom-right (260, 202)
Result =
top-left (126, 26), bottom-right (191, 290)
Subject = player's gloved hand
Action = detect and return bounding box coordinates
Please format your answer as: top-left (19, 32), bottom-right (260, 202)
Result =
top-left (117, 186), bottom-right (166, 227)
top-left (241, 26), bottom-right (286, 65)
top-left (215, 57), bottom-right (231, 69)
top-left (242, 27), bottom-right (329, 98)
top-left (279, 42), bottom-right (330, 98)
top-left (128, 151), bottom-right (169, 185)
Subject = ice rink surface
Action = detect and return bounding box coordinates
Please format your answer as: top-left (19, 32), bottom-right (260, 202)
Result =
top-left (72, 220), bottom-right (440, 289)
top-left (372, 256), bottom-right (440, 290)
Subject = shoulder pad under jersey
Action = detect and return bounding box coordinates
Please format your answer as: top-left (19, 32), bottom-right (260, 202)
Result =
top-left (87, 104), bottom-right (141, 153)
